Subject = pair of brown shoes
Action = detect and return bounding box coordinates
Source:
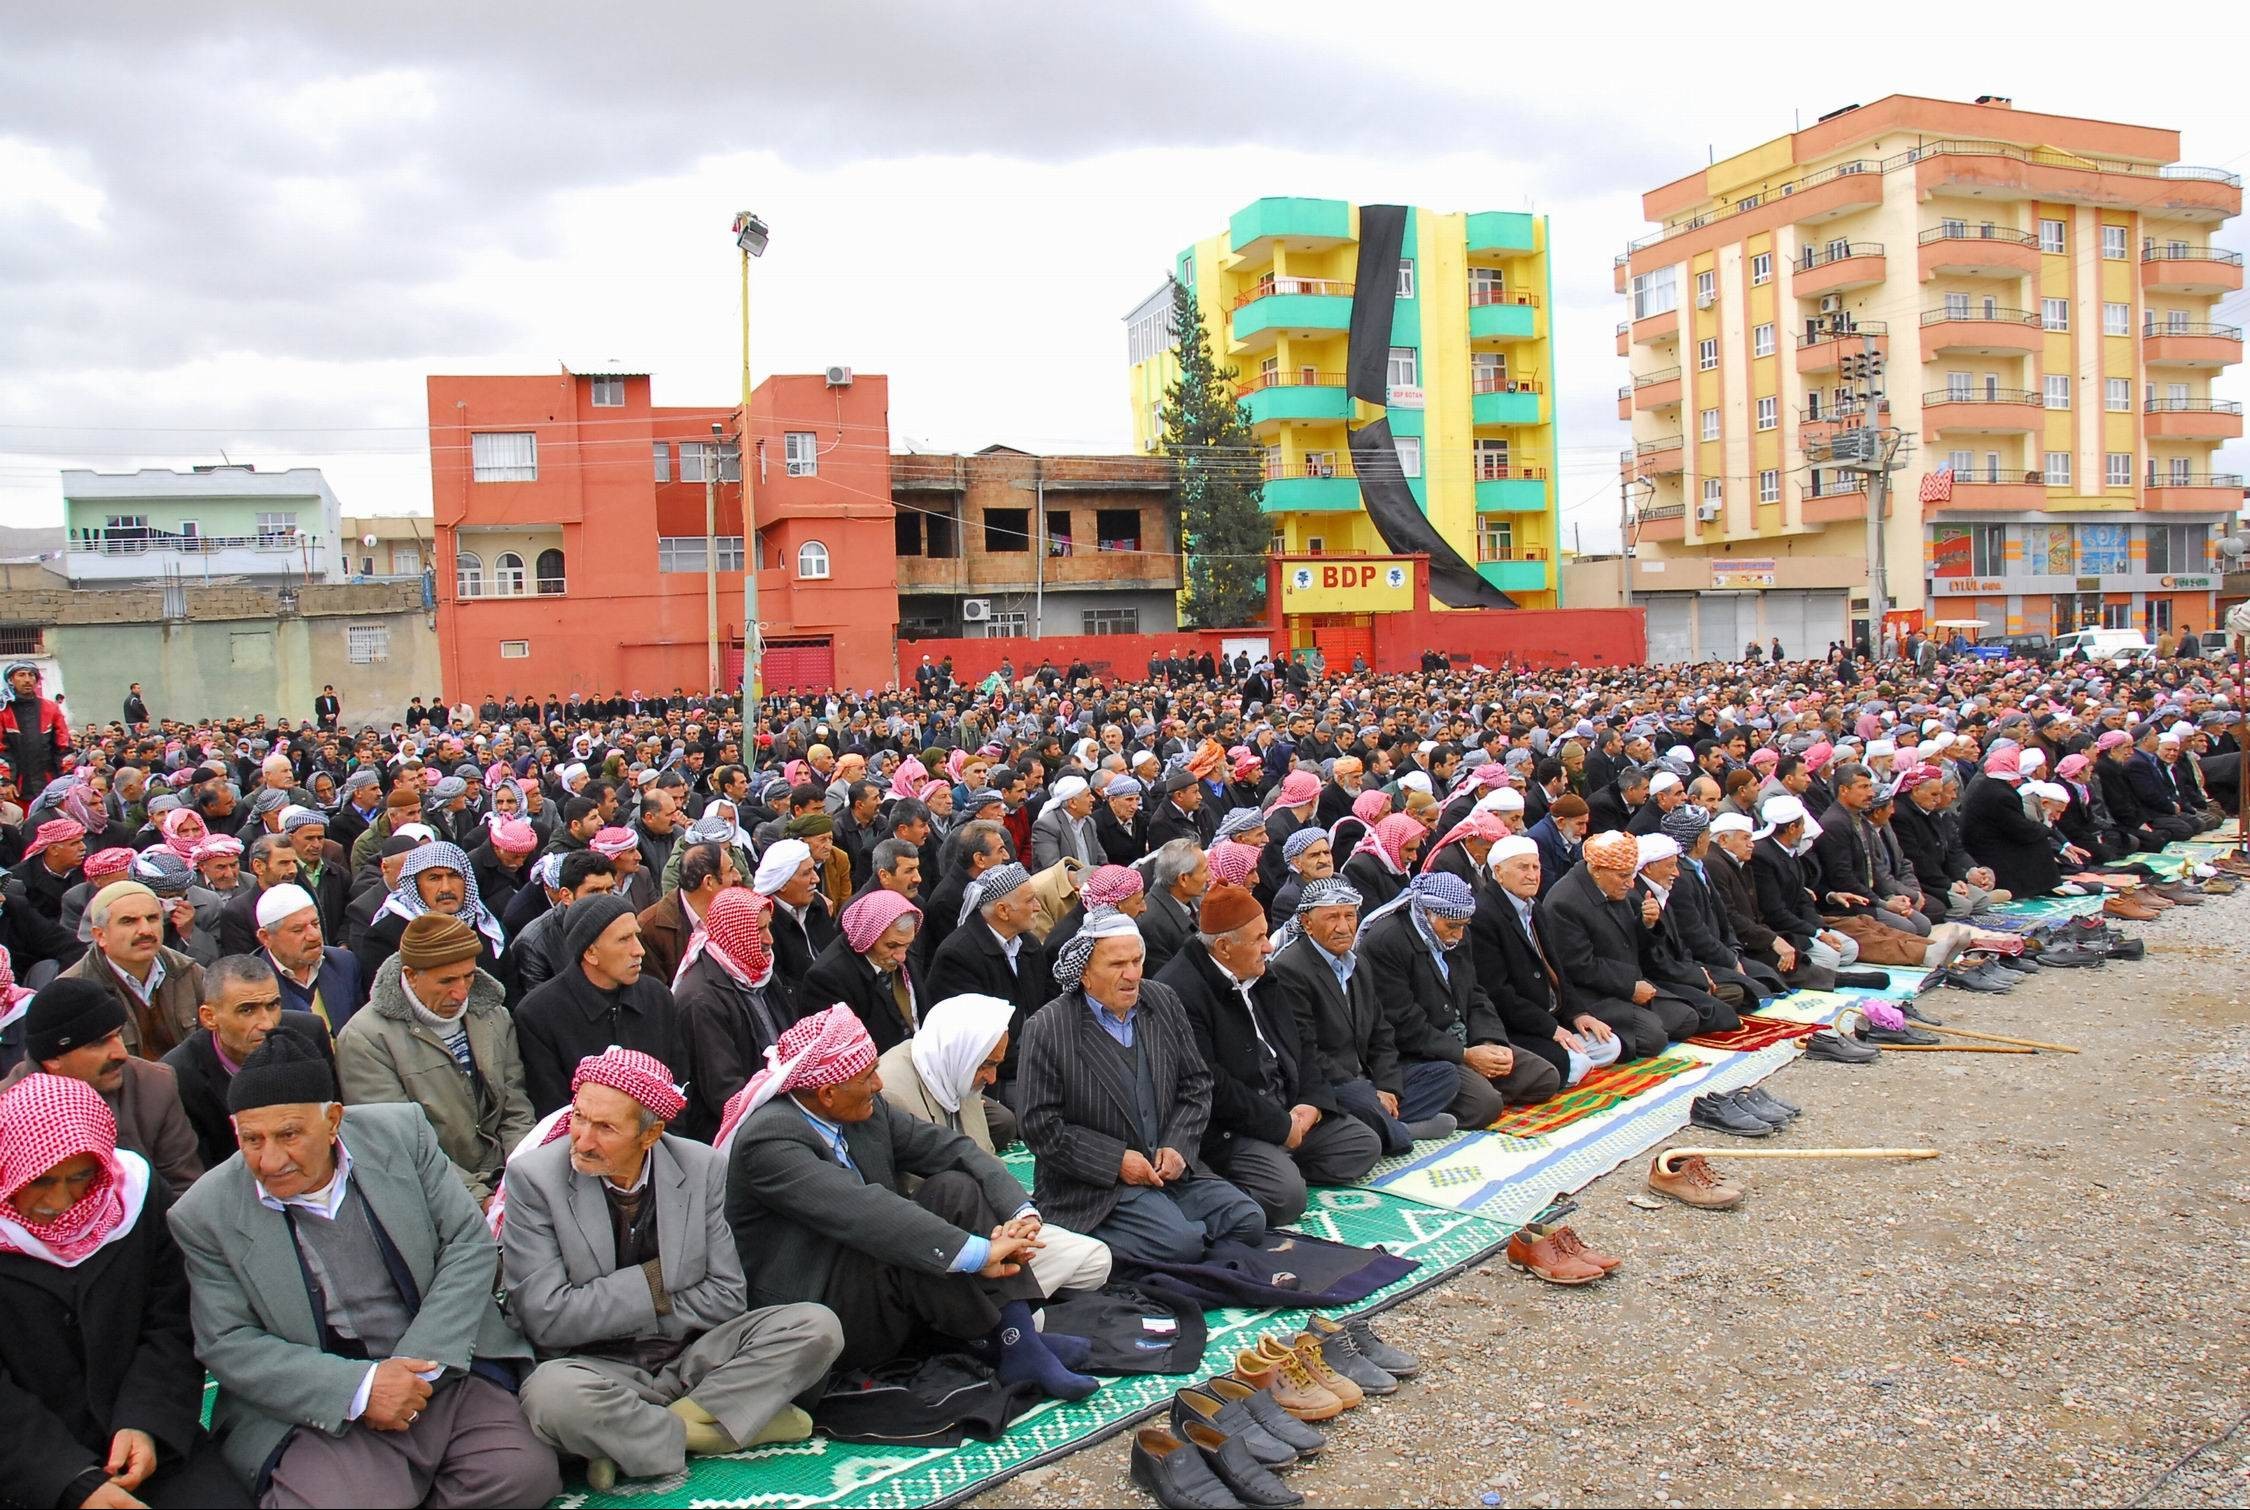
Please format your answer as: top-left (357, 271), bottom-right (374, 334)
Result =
top-left (1504, 1224), bottom-right (1622, 1285)
top-left (1232, 1333), bottom-right (1361, 1420)
top-left (2104, 894), bottom-right (2160, 921)
top-left (1645, 1152), bottom-right (1745, 1209)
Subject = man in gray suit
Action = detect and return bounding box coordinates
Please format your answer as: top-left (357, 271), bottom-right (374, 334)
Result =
top-left (167, 1031), bottom-right (560, 1509)
top-left (502, 1047), bottom-right (843, 1493)
top-left (1029, 775), bottom-right (1101, 871)
top-left (1015, 909), bottom-right (1266, 1265)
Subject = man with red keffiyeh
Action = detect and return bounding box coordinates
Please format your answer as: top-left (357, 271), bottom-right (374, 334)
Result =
top-left (671, 887), bottom-right (793, 1142)
top-left (0, 1073), bottom-right (250, 1508)
top-left (501, 1047), bottom-right (843, 1494)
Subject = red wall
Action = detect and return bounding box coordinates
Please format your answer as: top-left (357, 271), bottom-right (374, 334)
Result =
top-left (899, 630), bottom-right (1249, 686)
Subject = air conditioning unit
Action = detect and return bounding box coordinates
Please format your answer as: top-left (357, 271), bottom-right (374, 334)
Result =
top-left (960, 598), bottom-right (991, 622)
top-left (1698, 502), bottom-right (1723, 521)
top-left (1818, 295), bottom-right (1843, 314)
top-left (1696, 291), bottom-right (1717, 309)
top-left (824, 365), bottom-right (854, 387)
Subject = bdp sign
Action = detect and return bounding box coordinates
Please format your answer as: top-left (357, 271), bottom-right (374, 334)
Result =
top-left (1279, 558), bottom-right (1415, 614)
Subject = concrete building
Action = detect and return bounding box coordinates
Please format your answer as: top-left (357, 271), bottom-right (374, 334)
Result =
top-left (1127, 197), bottom-right (1563, 621)
top-left (1616, 95), bottom-right (2241, 661)
top-left (60, 465), bottom-right (346, 585)
top-left (426, 365), bottom-right (899, 702)
top-left (891, 446), bottom-right (1179, 640)
top-left (341, 514), bottom-right (436, 581)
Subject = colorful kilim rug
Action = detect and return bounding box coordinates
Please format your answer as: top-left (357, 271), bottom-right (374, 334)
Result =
top-left (1686, 1013), bottom-right (1827, 1053)
top-left (1487, 1052), bottom-right (1701, 1137)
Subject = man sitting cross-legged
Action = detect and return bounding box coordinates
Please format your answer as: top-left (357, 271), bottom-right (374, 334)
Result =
top-left (503, 1048), bottom-right (844, 1493)
top-left (722, 1006), bottom-right (1101, 1401)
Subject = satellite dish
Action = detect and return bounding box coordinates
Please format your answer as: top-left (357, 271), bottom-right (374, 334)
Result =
top-left (362, 533), bottom-right (379, 547)
top-left (2219, 536), bottom-right (2246, 559)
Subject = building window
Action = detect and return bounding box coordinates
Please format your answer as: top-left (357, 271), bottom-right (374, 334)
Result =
top-left (2146, 598), bottom-right (2172, 634)
top-left (254, 512), bottom-right (299, 542)
top-left (2102, 225), bottom-right (2127, 260)
top-left (1756, 396), bottom-right (1777, 431)
top-left (1695, 270), bottom-right (1715, 303)
top-left (1760, 469), bottom-right (1780, 504)
top-left (1703, 478), bottom-right (1722, 504)
top-left (1095, 508), bottom-right (1143, 552)
top-left (2039, 218), bottom-right (2066, 254)
top-left (346, 625), bottom-right (389, 664)
top-left (1395, 436), bottom-right (1422, 478)
top-left (2044, 375), bottom-right (2071, 409)
top-left (796, 540), bottom-right (830, 579)
top-left (494, 551), bottom-right (526, 595)
top-left (1045, 510), bottom-right (1072, 555)
top-left (1474, 438), bottom-right (1511, 479)
top-left (651, 442), bottom-right (670, 482)
top-left (784, 432), bottom-right (818, 477)
top-left (2041, 298), bottom-right (2070, 332)
top-left (1396, 258), bottom-right (1415, 298)
top-left (2106, 453), bottom-right (2133, 487)
top-left (1751, 252), bottom-right (1771, 285)
top-left (2100, 602), bottom-right (2130, 630)
top-left (1753, 323), bottom-right (1775, 357)
top-left (2106, 378), bottom-right (2131, 412)
top-left (2103, 302), bottom-right (2130, 336)
top-left (984, 507), bottom-right (1029, 553)
top-left (984, 611), bottom-right (1028, 638)
top-left (455, 551), bottom-right (483, 596)
top-left (1630, 266), bottom-right (1677, 320)
top-left (500, 639), bottom-right (530, 659)
top-left (1478, 520), bottom-right (1513, 561)
top-left (679, 444), bottom-right (707, 483)
top-left (0, 626), bottom-right (44, 656)
top-left (1971, 525), bottom-right (2008, 577)
top-left (925, 508), bottom-right (958, 559)
top-left (1385, 347), bottom-right (1418, 391)
top-left (1697, 338), bottom-right (1717, 371)
top-left (895, 512), bottom-right (922, 556)
top-left (1700, 408), bottom-right (1720, 440)
top-left (471, 432), bottom-right (537, 482)
top-left (534, 548), bottom-right (564, 594)
top-left (590, 376), bottom-right (625, 407)
top-left (656, 536), bottom-right (744, 572)
top-left (2043, 451), bottom-right (2072, 486)
top-left (1082, 607), bottom-right (1141, 635)
top-left (2146, 524), bottom-right (2207, 573)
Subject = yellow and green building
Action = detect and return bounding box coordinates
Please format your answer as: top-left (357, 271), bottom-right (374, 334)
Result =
top-left (1125, 197), bottom-right (1561, 607)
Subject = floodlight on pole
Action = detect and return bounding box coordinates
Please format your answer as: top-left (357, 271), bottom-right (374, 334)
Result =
top-left (733, 212), bottom-right (769, 258)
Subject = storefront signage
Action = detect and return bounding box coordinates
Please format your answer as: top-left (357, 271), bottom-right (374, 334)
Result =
top-left (1710, 558), bottom-right (1777, 588)
top-left (1939, 578), bottom-right (2004, 594)
top-left (1280, 558), bottom-right (1415, 614)
top-left (1386, 385), bottom-right (1425, 409)
top-left (2160, 575), bottom-right (2213, 590)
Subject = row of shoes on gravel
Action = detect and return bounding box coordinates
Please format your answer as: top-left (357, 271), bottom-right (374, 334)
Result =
top-left (1131, 1317), bottom-right (1418, 1507)
top-left (1687, 1085), bottom-right (1801, 1137)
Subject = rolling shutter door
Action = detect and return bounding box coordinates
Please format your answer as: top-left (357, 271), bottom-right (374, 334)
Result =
top-left (1643, 595), bottom-right (1693, 663)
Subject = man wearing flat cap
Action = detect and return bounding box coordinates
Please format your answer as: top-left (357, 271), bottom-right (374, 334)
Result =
top-left (337, 914), bottom-right (532, 1209)
top-left (167, 1032), bottom-right (560, 1506)
top-left (515, 893), bottom-right (679, 1116)
top-left (504, 1047), bottom-right (843, 1493)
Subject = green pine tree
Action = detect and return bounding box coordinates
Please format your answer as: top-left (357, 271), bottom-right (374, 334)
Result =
top-left (1157, 276), bottom-right (1268, 629)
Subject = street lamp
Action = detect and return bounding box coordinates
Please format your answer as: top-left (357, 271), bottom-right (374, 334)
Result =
top-left (733, 210), bottom-right (769, 737)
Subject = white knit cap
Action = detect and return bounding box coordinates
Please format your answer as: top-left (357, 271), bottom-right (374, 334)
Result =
top-left (254, 882), bottom-right (318, 930)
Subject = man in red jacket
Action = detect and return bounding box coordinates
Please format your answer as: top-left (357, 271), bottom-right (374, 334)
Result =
top-left (0, 662), bottom-right (70, 798)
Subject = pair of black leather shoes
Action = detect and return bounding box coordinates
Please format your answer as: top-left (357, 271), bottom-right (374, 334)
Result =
top-left (1689, 1089), bottom-right (1788, 1136)
top-left (1803, 1028), bottom-right (1880, 1064)
top-left (1135, 1402), bottom-right (1306, 1508)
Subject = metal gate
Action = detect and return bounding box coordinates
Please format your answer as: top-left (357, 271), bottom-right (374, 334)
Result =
top-left (759, 637), bottom-right (835, 694)
top-left (1759, 590), bottom-right (1847, 661)
top-left (1313, 626), bottom-right (1373, 673)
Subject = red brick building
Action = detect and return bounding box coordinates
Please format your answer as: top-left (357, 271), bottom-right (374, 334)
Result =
top-left (427, 365), bottom-right (900, 701)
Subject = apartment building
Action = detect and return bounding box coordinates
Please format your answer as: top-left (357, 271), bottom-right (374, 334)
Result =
top-left (426, 365), bottom-right (899, 699)
top-left (1617, 95), bottom-right (2241, 660)
top-left (60, 465), bottom-right (346, 586)
top-left (1128, 197), bottom-right (1562, 617)
top-left (891, 446), bottom-right (1179, 640)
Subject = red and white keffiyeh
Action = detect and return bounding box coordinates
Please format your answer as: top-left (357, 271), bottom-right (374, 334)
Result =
top-left (1352, 813), bottom-right (1425, 875)
top-left (713, 1004), bottom-right (877, 1151)
top-left (0, 1073), bottom-right (149, 1267)
top-left (674, 886), bottom-right (773, 990)
top-left (840, 890), bottom-right (920, 954)
top-left (570, 1045), bottom-right (687, 1124)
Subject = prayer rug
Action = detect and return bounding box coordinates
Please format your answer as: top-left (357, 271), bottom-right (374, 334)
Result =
top-left (1686, 1013), bottom-right (1827, 1053)
top-left (1486, 1052), bottom-right (1702, 1137)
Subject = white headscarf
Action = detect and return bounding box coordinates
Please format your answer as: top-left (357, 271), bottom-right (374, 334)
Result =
top-left (907, 994), bottom-right (1016, 1115)
top-left (753, 838), bottom-right (812, 895)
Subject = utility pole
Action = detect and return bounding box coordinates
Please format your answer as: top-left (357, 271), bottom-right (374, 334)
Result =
top-left (1619, 471), bottom-right (1634, 611)
top-left (1033, 459), bottom-right (1045, 639)
top-left (703, 420), bottom-right (721, 691)
top-left (1833, 331), bottom-right (1905, 659)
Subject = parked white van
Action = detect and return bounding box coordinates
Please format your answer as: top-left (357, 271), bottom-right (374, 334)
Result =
top-left (2051, 628), bottom-right (2153, 663)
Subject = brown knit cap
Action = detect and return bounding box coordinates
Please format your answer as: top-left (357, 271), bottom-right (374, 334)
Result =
top-left (384, 785), bottom-right (420, 813)
top-left (398, 913), bottom-right (482, 970)
top-left (1196, 882), bottom-right (1263, 937)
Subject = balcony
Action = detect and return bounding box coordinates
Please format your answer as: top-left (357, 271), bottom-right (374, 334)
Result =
top-left (1630, 435), bottom-right (1684, 476)
top-left (1468, 287), bottom-right (1541, 342)
top-left (1631, 309), bottom-right (1678, 347)
top-left (457, 574), bottom-right (566, 599)
top-left (1616, 385), bottom-right (1632, 421)
top-left (1633, 503), bottom-right (1685, 543)
top-left (1798, 482), bottom-right (1870, 526)
top-left (1792, 240), bottom-right (1886, 297)
top-left (1799, 400), bottom-right (1879, 444)
top-left (1920, 305), bottom-right (2043, 358)
top-left (1466, 212), bottom-right (1538, 254)
top-left (1259, 462), bottom-right (1361, 514)
top-left (1630, 365), bottom-right (1682, 413)
top-left (1476, 555), bottom-right (1551, 595)
top-left (1230, 277), bottom-right (1354, 347)
top-left (1901, 140), bottom-right (2240, 222)
top-left (2142, 244), bottom-right (2244, 295)
top-left (2142, 320), bottom-right (2243, 369)
top-left (1927, 469), bottom-right (2047, 512)
top-left (1921, 388), bottom-right (2045, 435)
top-left (1470, 375), bottom-right (1544, 426)
top-left (1615, 320), bottom-right (1630, 357)
top-left (65, 529), bottom-right (328, 582)
top-left (2143, 473), bottom-right (2247, 512)
top-left (1917, 224), bottom-right (2040, 282)
top-left (1235, 370), bottom-right (1354, 426)
top-left (2144, 398), bottom-right (2245, 441)
top-left (1474, 466), bottom-right (1549, 513)
top-left (1228, 197), bottom-right (1352, 255)
top-left (1797, 320), bottom-right (1886, 374)
top-left (1614, 253), bottom-right (1629, 295)
top-left (1626, 158), bottom-right (1885, 268)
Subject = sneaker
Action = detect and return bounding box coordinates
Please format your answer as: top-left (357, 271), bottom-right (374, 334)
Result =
top-left (1690, 1091), bottom-right (1777, 1136)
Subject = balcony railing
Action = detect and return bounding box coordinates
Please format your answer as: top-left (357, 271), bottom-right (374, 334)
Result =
top-left (1632, 365), bottom-right (1683, 389)
top-left (1232, 277), bottom-right (1353, 309)
top-left (1635, 435), bottom-right (1684, 455)
top-left (1236, 370), bottom-right (1347, 397)
top-left (458, 576), bottom-right (567, 599)
top-left (2145, 398), bottom-right (2244, 414)
top-left (1798, 240), bottom-right (1883, 268)
top-left (1467, 286), bottom-right (1540, 308)
top-left (74, 531), bottom-right (313, 557)
top-left (1262, 461), bottom-right (1356, 481)
top-left (1800, 401), bottom-right (1876, 423)
top-left (1475, 464), bottom-right (1550, 481)
top-left (2142, 244), bottom-right (2244, 266)
top-left (2146, 473), bottom-right (2246, 487)
top-left (1922, 306), bottom-right (2040, 326)
top-left (1947, 469), bottom-right (2045, 486)
top-left (1919, 225), bottom-right (2041, 248)
top-left (1924, 388), bottom-right (2041, 405)
top-left (1476, 546), bottom-right (1548, 564)
top-left (1471, 372), bottom-right (1544, 395)
top-left (1635, 504), bottom-right (1685, 522)
top-left (1627, 158), bottom-right (1879, 251)
top-left (2143, 320), bottom-right (2243, 339)
top-left (1798, 319), bottom-right (1887, 347)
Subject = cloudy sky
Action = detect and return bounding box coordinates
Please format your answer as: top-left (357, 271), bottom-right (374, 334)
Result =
top-left (4, 2), bottom-right (2244, 550)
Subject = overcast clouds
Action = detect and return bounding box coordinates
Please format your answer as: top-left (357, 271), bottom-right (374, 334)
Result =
top-left (2, 2), bottom-right (2244, 548)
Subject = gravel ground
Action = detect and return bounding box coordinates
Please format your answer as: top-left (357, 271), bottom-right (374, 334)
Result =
top-left (972, 890), bottom-right (2250, 1510)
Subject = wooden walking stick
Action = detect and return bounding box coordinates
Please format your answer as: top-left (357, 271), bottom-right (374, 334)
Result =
top-left (1925, 1024), bottom-right (2081, 1054)
top-left (1655, 1147), bottom-right (1941, 1176)
top-left (1875, 1042), bottom-right (2034, 1054)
